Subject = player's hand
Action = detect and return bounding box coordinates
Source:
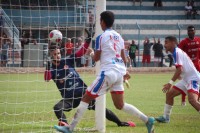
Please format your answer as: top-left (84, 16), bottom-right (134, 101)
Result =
top-left (124, 80), bottom-right (130, 89)
top-left (162, 83), bottom-right (172, 93)
top-left (85, 29), bottom-right (95, 43)
top-left (86, 47), bottom-right (94, 56)
top-left (124, 71), bottom-right (131, 80)
top-left (123, 71), bottom-right (131, 89)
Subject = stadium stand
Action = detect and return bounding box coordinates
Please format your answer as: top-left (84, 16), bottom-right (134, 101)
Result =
top-left (107, 0), bottom-right (200, 41)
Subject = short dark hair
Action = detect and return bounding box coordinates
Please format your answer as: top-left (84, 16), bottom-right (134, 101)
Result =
top-left (165, 36), bottom-right (178, 44)
top-left (49, 45), bottom-right (60, 52)
top-left (187, 25), bottom-right (195, 30)
top-left (100, 11), bottom-right (114, 28)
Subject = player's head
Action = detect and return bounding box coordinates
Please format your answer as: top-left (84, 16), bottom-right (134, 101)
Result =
top-left (100, 11), bottom-right (114, 31)
top-left (187, 25), bottom-right (195, 39)
top-left (67, 38), bottom-right (71, 43)
top-left (49, 45), bottom-right (61, 63)
top-left (164, 36), bottom-right (178, 53)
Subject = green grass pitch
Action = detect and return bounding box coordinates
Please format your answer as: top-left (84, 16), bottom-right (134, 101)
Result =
top-left (0, 73), bottom-right (200, 133)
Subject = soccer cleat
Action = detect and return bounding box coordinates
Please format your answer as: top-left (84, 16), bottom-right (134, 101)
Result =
top-left (127, 121), bottom-right (136, 127)
top-left (58, 121), bottom-right (68, 126)
top-left (54, 125), bottom-right (72, 133)
top-left (146, 117), bottom-right (155, 133)
top-left (118, 121), bottom-right (136, 127)
top-left (155, 116), bottom-right (170, 123)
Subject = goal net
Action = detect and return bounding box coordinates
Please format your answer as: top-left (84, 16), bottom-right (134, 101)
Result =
top-left (0, 0), bottom-right (100, 132)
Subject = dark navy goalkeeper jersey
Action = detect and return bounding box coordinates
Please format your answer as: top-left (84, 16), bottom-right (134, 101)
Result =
top-left (50, 56), bottom-right (87, 99)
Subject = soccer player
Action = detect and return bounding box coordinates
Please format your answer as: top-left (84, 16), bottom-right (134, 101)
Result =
top-left (179, 25), bottom-right (200, 104)
top-left (54, 11), bottom-right (155, 133)
top-left (44, 29), bottom-right (135, 128)
top-left (155, 36), bottom-right (200, 123)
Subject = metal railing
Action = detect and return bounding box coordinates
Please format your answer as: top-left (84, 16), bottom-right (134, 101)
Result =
top-left (0, 7), bottom-right (20, 48)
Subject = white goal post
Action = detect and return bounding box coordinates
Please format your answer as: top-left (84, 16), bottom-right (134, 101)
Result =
top-left (94, 0), bottom-right (106, 133)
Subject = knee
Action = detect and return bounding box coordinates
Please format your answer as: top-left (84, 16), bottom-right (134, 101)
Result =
top-left (54, 103), bottom-right (61, 111)
top-left (188, 97), bottom-right (197, 105)
top-left (114, 102), bottom-right (124, 110)
top-left (166, 91), bottom-right (174, 100)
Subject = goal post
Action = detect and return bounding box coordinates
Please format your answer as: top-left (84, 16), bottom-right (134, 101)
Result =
top-left (94, 0), bottom-right (106, 132)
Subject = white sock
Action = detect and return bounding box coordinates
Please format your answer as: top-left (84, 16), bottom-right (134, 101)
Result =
top-left (69, 101), bottom-right (88, 131)
top-left (122, 103), bottom-right (148, 123)
top-left (163, 104), bottom-right (173, 118)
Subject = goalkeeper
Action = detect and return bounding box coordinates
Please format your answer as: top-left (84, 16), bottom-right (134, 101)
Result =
top-left (44, 30), bottom-right (135, 127)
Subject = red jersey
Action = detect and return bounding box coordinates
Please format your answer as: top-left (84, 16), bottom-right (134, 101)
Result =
top-left (65, 42), bottom-right (73, 55)
top-left (179, 37), bottom-right (200, 71)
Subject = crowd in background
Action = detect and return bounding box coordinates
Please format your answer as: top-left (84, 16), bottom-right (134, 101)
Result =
top-left (185, 0), bottom-right (198, 19)
top-left (124, 37), bottom-right (172, 68)
top-left (1, 0), bottom-right (83, 10)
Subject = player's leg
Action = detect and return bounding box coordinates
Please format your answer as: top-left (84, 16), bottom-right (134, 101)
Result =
top-left (57, 73), bottom-right (108, 132)
top-left (88, 100), bottom-right (135, 127)
top-left (111, 93), bottom-right (154, 133)
top-left (186, 81), bottom-right (200, 111)
top-left (53, 99), bottom-right (73, 125)
top-left (156, 81), bottom-right (184, 123)
top-left (110, 73), bottom-right (155, 133)
top-left (181, 94), bottom-right (186, 106)
top-left (54, 93), bottom-right (94, 133)
top-left (188, 92), bottom-right (200, 111)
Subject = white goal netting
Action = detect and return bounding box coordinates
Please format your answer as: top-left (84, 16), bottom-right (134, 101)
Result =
top-left (0, 0), bottom-right (97, 132)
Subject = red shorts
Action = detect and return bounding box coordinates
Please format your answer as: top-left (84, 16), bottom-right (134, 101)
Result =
top-left (142, 55), bottom-right (151, 63)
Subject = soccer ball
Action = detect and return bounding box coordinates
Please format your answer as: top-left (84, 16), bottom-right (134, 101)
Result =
top-left (49, 30), bottom-right (62, 43)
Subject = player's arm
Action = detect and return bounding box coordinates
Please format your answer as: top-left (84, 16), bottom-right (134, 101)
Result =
top-left (121, 49), bottom-right (127, 65)
top-left (75, 29), bottom-right (94, 58)
top-left (92, 50), bottom-right (101, 62)
top-left (91, 35), bottom-right (102, 62)
top-left (162, 67), bottom-right (182, 93)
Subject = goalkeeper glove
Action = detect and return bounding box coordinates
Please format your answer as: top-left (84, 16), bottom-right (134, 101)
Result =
top-left (85, 28), bottom-right (95, 43)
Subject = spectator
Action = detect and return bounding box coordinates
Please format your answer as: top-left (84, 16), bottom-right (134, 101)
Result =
top-left (185, 1), bottom-right (193, 19)
top-left (65, 38), bottom-right (74, 56)
top-left (142, 37), bottom-right (153, 67)
top-left (81, 47), bottom-right (93, 67)
top-left (124, 41), bottom-right (131, 67)
top-left (129, 40), bottom-right (138, 67)
top-left (154, 0), bottom-right (163, 7)
top-left (0, 11), bottom-right (3, 39)
top-left (75, 37), bottom-right (84, 67)
top-left (133, 0), bottom-right (142, 6)
top-left (20, 31), bottom-right (30, 67)
top-left (1, 38), bottom-right (10, 67)
top-left (190, 0), bottom-right (198, 19)
top-left (153, 38), bottom-right (164, 67)
top-left (167, 54), bottom-right (173, 67)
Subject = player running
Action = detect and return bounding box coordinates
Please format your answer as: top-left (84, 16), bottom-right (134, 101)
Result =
top-left (156, 36), bottom-right (200, 123)
top-left (44, 29), bottom-right (135, 128)
top-left (179, 25), bottom-right (200, 105)
top-left (54, 11), bottom-right (155, 133)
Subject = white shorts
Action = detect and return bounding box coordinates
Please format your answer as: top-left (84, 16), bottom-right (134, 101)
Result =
top-left (86, 70), bottom-right (124, 98)
top-left (173, 79), bottom-right (199, 95)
